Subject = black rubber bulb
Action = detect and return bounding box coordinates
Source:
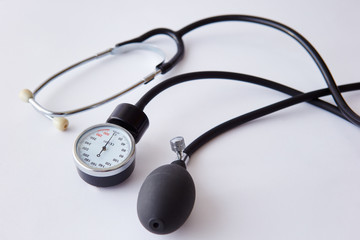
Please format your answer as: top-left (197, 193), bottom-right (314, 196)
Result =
top-left (137, 160), bottom-right (196, 234)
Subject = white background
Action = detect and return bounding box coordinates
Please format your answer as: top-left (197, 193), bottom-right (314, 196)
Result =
top-left (1, 0), bottom-right (360, 239)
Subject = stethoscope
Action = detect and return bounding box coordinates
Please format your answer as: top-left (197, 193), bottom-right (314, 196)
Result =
top-left (19, 15), bottom-right (360, 235)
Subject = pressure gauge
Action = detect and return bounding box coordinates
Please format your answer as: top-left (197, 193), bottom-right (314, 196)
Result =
top-left (73, 103), bottom-right (149, 187)
top-left (73, 123), bottom-right (136, 187)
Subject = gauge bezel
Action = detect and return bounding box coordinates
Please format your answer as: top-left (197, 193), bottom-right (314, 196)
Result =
top-left (73, 123), bottom-right (136, 178)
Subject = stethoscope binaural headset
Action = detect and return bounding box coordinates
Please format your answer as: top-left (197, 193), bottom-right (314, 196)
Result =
top-left (19, 15), bottom-right (360, 234)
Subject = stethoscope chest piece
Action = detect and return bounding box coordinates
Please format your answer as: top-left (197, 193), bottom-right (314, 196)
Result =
top-left (73, 103), bottom-right (149, 187)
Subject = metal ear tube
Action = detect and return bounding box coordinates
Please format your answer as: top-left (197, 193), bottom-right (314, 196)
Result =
top-left (19, 43), bottom-right (165, 130)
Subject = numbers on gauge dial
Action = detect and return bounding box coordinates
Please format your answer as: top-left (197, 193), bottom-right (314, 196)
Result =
top-left (77, 126), bottom-right (132, 170)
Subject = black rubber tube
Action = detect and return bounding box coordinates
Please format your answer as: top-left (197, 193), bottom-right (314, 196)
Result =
top-left (177, 15), bottom-right (360, 125)
top-left (136, 71), bottom-right (342, 118)
top-left (115, 28), bottom-right (184, 74)
top-left (184, 82), bottom-right (360, 156)
top-left (134, 71), bottom-right (360, 156)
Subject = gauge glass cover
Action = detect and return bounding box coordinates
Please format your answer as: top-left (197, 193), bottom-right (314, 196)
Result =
top-left (74, 123), bottom-right (135, 173)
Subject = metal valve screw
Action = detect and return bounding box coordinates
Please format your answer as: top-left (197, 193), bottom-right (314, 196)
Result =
top-left (170, 136), bottom-right (186, 153)
top-left (170, 136), bottom-right (189, 163)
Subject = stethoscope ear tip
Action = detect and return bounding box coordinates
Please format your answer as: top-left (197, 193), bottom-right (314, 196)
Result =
top-left (19, 89), bottom-right (69, 131)
top-left (52, 117), bottom-right (69, 131)
top-left (19, 89), bottom-right (33, 103)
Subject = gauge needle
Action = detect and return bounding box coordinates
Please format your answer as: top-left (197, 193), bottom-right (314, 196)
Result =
top-left (97, 132), bottom-right (115, 157)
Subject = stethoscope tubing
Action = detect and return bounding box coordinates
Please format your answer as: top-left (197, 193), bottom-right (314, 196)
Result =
top-left (176, 14), bottom-right (360, 126)
top-left (21, 14), bottom-right (360, 131)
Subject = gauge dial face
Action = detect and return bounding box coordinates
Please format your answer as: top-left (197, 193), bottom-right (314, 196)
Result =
top-left (74, 123), bottom-right (135, 173)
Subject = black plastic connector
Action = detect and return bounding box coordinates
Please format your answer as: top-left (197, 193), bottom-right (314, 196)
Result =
top-left (106, 103), bottom-right (149, 143)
